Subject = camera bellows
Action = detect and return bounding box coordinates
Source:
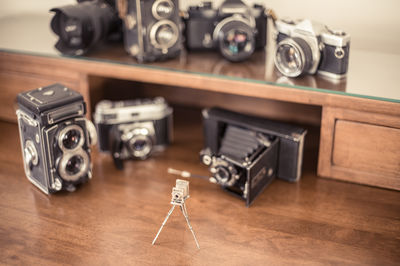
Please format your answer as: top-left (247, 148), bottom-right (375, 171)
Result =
top-left (219, 126), bottom-right (264, 161)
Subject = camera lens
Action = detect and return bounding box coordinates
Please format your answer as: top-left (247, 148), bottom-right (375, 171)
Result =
top-left (50, 1), bottom-right (119, 55)
top-left (217, 20), bottom-right (256, 62)
top-left (62, 129), bottom-right (81, 150)
top-left (65, 155), bottom-right (84, 175)
top-left (59, 16), bottom-right (83, 48)
top-left (132, 139), bottom-right (147, 151)
top-left (156, 24), bottom-right (175, 46)
top-left (215, 166), bottom-right (231, 184)
top-left (128, 134), bottom-right (153, 159)
top-left (275, 37), bottom-right (313, 77)
top-left (224, 30), bottom-right (250, 54)
top-left (152, 0), bottom-right (174, 19)
top-left (58, 149), bottom-right (89, 181)
top-left (59, 125), bottom-right (84, 151)
top-left (150, 21), bottom-right (179, 49)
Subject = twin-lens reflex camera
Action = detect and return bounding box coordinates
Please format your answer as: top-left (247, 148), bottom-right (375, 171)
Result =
top-left (117, 0), bottom-right (182, 62)
top-left (16, 84), bottom-right (97, 194)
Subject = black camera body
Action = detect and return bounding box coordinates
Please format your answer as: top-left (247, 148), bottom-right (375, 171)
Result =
top-left (50, 0), bottom-right (121, 55)
top-left (94, 98), bottom-right (173, 169)
top-left (118, 0), bottom-right (182, 62)
top-left (274, 19), bottom-right (350, 79)
top-left (184, 0), bottom-right (267, 62)
top-left (200, 107), bottom-right (307, 206)
top-left (16, 84), bottom-right (96, 194)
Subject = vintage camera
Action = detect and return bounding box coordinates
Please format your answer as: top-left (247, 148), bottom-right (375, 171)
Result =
top-left (116, 0), bottom-right (182, 62)
top-left (16, 84), bottom-right (97, 194)
top-left (94, 97), bottom-right (173, 169)
top-left (171, 179), bottom-right (189, 203)
top-left (274, 19), bottom-right (350, 79)
top-left (200, 107), bottom-right (307, 206)
top-left (50, 0), bottom-right (121, 55)
top-left (184, 0), bottom-right (268, 62)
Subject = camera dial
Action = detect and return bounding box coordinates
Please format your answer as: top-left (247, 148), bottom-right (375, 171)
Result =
top-left (24, 140), bottom-right (38, 168)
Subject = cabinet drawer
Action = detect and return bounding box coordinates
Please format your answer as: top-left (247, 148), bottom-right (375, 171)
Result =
top-left (0, 71), bottom-right (78, 122)
top-left (319, 107), bottom-right (400, 190)
top-left (332, 120), bottom-right (400, 178)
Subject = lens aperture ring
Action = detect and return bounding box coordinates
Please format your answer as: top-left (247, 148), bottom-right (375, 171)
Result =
top-left (58, 124), bottom-right (85, 152)
top-left (58, 148), bottom-right (90, 182)
top-left (214, 16), bottom-right (256, 62)
top-left (275, 37), bottom-right (313, 77)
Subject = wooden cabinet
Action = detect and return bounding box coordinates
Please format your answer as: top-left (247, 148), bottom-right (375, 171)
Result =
top-left (1, 51), bottom-right (399, 190)
top-left (0, 71), bottom-right (79, 121)
top-left (318, 107), bottom-right (400, 190)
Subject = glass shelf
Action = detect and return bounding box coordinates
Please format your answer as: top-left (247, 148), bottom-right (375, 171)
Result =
top-left (1, 13), bottom-right (399, 103)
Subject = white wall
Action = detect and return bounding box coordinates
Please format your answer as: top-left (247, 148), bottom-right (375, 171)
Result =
top-left (1, 0), bottom-right (399, 54)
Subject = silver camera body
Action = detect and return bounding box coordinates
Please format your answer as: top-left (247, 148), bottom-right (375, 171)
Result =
top-left (94, 97), bottom-right (173, 169)
top-left (16, 84), bottom-right (96, 194)
top-left (274, 19), bottom-right (350, 79)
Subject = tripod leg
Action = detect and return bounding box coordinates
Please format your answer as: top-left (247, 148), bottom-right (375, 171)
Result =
top-left (180, 203), bottom-right (200, 249)
top-left (152, 205), bottom-right (176, 245)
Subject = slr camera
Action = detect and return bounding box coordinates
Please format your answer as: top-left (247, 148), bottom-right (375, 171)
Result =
top-left (94, 97), bottom-right (173, 169)
top-left (117, 0), bottom-right (182, 62)
top-left (184, 0), bottom-right (268, 62)
top-left (50, 0), bottom-right (122, 56)
top-left (200, 107), bottom-right (307, 206)
top-left (274, 19), bottom-right (350, 79)
top-left (16, 84), bottom-right (97, 194)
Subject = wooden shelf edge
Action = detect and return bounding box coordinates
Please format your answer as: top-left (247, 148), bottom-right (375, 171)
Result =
top-left (1, 51), bottom-right (399, 117)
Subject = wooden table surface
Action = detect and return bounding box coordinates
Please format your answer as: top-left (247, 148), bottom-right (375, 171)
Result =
top-left (0, 107), bottom-right (399, 265)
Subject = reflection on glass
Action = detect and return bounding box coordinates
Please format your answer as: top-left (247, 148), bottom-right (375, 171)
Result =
top-left (276, 75), bottom-right (347, 92)
top-left (0, 13), bottom-right (399, 102)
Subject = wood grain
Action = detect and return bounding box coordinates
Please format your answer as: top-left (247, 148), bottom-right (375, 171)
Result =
top-left (0, 107), bottom-right (399, 265)
top-left (1, 52), bottom-right (399, 118)
top-left (0, 71), bottom-right (78, 122)
top-left (318, 107), bottom-right (400, 190)
top-left (87, 78), bottom-right (322, 126)
top-left (333, 120), bottom-right (400, 177)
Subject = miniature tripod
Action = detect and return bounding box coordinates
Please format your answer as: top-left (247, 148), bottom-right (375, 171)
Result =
top-left (152, 185), bottom-right (200, 249)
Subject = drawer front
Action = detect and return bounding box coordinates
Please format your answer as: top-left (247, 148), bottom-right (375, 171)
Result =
top-left (333, 120), bottom-right (400, 178)
top-left (0, 71), bottom-right (78, 122)
top-left (319, 107), bottom-right (400, 190)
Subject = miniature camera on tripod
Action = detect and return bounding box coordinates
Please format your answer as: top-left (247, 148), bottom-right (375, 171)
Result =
top-left (171, 179), bottom-right (189, 203)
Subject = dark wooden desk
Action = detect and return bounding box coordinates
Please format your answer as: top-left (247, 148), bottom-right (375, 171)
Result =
top-left (1, 108), bottom-right (399, 265)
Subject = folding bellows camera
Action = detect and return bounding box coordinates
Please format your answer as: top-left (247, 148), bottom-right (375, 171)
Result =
top-left (200, 107), bottom-right (307, 206)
